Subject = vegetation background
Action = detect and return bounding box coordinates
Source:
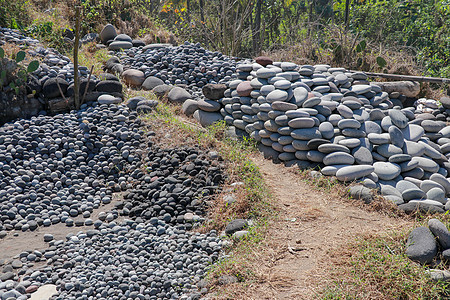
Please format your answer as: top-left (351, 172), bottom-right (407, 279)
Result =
top-left (0, 0), bottom-right (449, 83)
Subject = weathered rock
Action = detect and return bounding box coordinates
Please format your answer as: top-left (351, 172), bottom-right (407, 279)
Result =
top-left (182, 99), bottom-right (199, 116)
top-left (225, 219), bottom-right (248, 235)
top-left (167, 87), bottom-right (192, 103)
top-left (100, 24), bottom-right (117, 44)
top-left (405, 227), bottom-right (438, 264)
top-left (142, 76), bottom-right (164, 90)
top-left (202, 83), bottom-right (227, 100)
top-left (193, 110), bottom-right (223, 127)
top-left (428, 219), bottom-right (450, 250)
top-left (122, 69), bottom-right (145, 87)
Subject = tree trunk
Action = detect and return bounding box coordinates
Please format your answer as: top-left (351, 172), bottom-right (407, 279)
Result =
top-left (344, 0), bottom-right (350, 29)
top-left (186, 0), bottom-right (190, 23)
top-left (199, 0), bottom-right (205, 23)
top-left (252, 0), bottom-right (262, 55)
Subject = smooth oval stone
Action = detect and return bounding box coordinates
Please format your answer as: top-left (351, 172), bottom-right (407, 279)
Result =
top-left (264, 120), bottom-right (280, 132)
top-left (338, 119), bottom-right (361, 129)
top-left (260, 85), bottom-right (275, 96)
top-left (319, 122), bottom-right (334, 139)
top-left (274, 115), bottom-right (289, 126)
top-left (376, 144), bottom-right (403, 158)
top-left (274, 80), bottom-right (292, 90)
top-left (418, 141), bottom-right (443, 160)
top-left (353, 109), bottom-right (370, 122)
top-left (266, 90), bottom-right (288, 103)
top-left (321, 164), bottom-right (349, 176)
top-left (293, 87), bottom-right (308, 106)
top-left (278, 135), bottom-right (294, 145)
top-left (286, 110), bottom-right (310, 118)
top-left (306, 150), bottom-right (326, 162)
top-left (338, 138), bottom-right (361, 148)
top-left (389, 154), bottom-right (411, 163)
top-left (271, 141), bottom-right (283, 152)
top-left (277, 126), bottom-right (292, 135)
top-left (405, 227), bottom-right (438, 264)
top-left (381, 185), bottom-right (403, 198)
top-left (439, 126), bottom-right (450, 139)
top-left (403, 141), bottom-right (426, 157)
top-left (328, 114), bottom-right (343, 126)
top-left (256, 68), bottom-right (276, 78)
top-left (397, 180), bottom-right (419, 193)
top-left (288, 118), bottom-right (315, 129)
top-left (342, 128), bottom-right (366, 138)
top-left (303, 97), bottom-right (321, 108)
top-left (295, 150), bottom-right (308, 160)
top-left (367, 133), bottom-right (390, 145)
top-left (421, 180), bottom-right (445, 193)
top-left (389, 109), bottom-right (409, 129)
top-left (402, 168), bottom-right (424, 179)
top-left (268, 76), bottom-right (286, 84)
top-left (342, 100), bottom-right (362, 110)
top-left (335, 165), bottom-right (375, 182)
top-left (402, 188), bottom-right (426, 201)
top-left (197, 99), bottom-right (221, 112)
top-left (236, 81), bottom-right (252, 97)
top-left (229, 79), bottom-right (243, 89)
top-left (422, 120), bottom-right (444, 133)
top-left (426, 188), bottom-right (446, 204)
top-left (298, 108), bottom-right (318, 115)
top-left (412, 157), bottom-right (439, 173)
top-left (337, 104), bottom-right (353, 119)
top-left (388, 126), bottom-right (404, 148)
top-left (380, 116), bottom-right (393, 131)
top-left (430, 173), bottom-right (450, 195)
top-left (323, 152), bottom-right (355, 165)
top-left (361, 121), bottom-right (381, 134)
top-left (350, 85), bottom-right (372, 95)
top-left (373, 162), bottom-right (401, 180)
top-left (352, 146), bottom-right (373, 165)
top-left (291, 128), bottom-right (322, 140)
top-left (401, 124), bottom-right (425, 142)
top-left (250, 78), bottom-right (267, 89)
top-left (272, 101), bottom-right (297, 111)
top-left (318, 143), bottom-right (350, 154)
top-left (370, 109), bottom-right (385, 121)
top-left (307, 138), bottom-right (329, 149)
top-left (279, 152), bottom-right (296, 161)
top-left (292, 140), bottom-right (310, 151)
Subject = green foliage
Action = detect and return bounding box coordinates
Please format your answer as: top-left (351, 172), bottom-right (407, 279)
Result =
top-left (26, 21), bottom-right (69, 54)
top-left (0, 46), bottom-right (40, 96)
top-left (0, 0), bottom-right (29, 29)
top-left (376, 56), bottom-right (387, 68)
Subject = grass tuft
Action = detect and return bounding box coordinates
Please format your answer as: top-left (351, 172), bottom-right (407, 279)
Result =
top-left (320, 230), bottom-right (450, 299)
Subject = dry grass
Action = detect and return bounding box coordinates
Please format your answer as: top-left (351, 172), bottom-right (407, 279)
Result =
top-left (321, 229), bottom-right (450, 299)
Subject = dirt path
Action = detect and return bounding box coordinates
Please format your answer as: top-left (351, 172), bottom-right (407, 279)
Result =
top-left (235, 155), bottom-right (412, 299)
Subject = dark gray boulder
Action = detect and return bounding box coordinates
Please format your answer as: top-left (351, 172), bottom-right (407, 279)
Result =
top-left (428, 218), bottom-right (450, 250)
top-left (142, 76), bottom-right (164, 90)
top-left (96, 80), bottom-right (122, 93)
top-left (42, 77), bottom-right (69, 99)
top-left (202, 83), bottom-right (227, 100)
top-left (405, 226), bottom-right (437, 264)
top-left (225, 219), bottom-right (248, 235)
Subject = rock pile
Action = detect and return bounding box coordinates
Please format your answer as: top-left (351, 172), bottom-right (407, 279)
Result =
top-left (406, 219), bottom-right (450, 265)
top-left (182, 58), bottom-right (450, 213)
top-left (115, 41), bottom-right (236, 98)
top-left (0, 220), bottom-right (221, 299)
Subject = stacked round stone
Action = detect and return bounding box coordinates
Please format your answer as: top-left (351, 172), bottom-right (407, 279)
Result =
top-left (223, 58), bottom-right (450, 211)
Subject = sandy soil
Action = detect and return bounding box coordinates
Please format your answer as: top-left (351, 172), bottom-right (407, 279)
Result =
top-left (221, 155), bottom-right (412, 299)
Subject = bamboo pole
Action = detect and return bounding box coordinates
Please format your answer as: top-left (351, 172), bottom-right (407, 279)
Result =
top-left (73, 6), bottom-right (81, 109)
top-left (349, 70), bottom-right (450, 84)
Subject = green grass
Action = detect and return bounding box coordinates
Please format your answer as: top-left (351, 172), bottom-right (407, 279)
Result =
top-left (320, 229), bottom-right (450, 300)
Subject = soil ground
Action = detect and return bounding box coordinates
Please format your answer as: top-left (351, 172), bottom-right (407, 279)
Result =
top-left (221, 155), bottom-right (413, 300)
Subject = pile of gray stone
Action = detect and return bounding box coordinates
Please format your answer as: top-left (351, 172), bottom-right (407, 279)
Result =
top-left (180, 55), bottom-right (450, 214)
top-left (406, 219), bottom-right (450, 266)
